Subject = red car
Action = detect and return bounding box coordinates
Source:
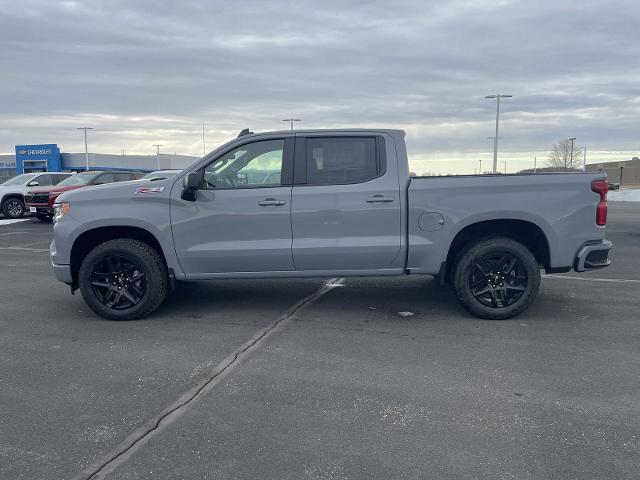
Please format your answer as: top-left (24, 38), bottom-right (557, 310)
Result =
top-left (24, 170), bottom-right (142, 221)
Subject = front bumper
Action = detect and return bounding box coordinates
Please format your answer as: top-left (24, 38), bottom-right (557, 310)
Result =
top-left (52, 262), bottom-right (73, 284)
top-left (25, 203), bottom-right (53, 215)
top-left (574, 240), bottom-right (612, 272)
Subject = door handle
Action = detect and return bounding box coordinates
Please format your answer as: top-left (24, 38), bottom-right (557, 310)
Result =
top-left (366, 195), bottom-right (395, 203)
top-left (258, 198), bottom-right (286, 206)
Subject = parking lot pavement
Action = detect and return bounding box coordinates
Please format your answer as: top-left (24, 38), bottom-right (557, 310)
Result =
top-left (1, 203), bottom-right (639, 479)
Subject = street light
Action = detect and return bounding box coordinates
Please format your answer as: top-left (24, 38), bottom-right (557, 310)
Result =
top-left (485, 94), bottom-right (512, 173)
top-left (568, 137), bottom-right (576, 169)
top-left (282, 118), bottom-right (301, 130)
top-left (478, 159), bottom-right (483, 174)
top-left (77, 127), bottom-right (94, 171)
top-left (152, 144), bottom-right (164, 170)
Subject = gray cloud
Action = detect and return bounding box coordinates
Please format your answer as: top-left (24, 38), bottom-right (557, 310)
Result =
top-left (1, 0), bottom-right (638, 173)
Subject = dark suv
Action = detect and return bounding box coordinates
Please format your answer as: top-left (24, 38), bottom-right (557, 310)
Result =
top-left (25, 170), bottom-right (142, 221)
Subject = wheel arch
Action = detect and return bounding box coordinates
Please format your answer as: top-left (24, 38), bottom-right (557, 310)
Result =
top-left (70, 226), bottom-right (167, 288)
top-left (444, 219), bottom-right (551, 282)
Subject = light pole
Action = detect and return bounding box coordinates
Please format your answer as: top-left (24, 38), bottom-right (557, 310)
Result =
top-left (569, 137), bottom-right (576, 169)
top-left (282, 118), bottom-right (301, 130)
top-left (202, 124), bottom-right (206, 156)
top-left (77, 127), bottom-right (94, 171)
top-left (503, 160), bottom-right (507, 173)
top-left (478, 159), bottom-right (483, 174)
top-left (485, 94), bottom-right (512, 173)
top-left (152, 144), bottom-right (164, 170)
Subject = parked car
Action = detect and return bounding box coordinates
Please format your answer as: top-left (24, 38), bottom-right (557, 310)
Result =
top-left (140, 169), bottom-right (182, 181)
top-left (50, 129), bottom-right (612, 320)
top-left (25, 170), bottom-right (142, 221)
top-left (0, 172), bottom-right (72, 219)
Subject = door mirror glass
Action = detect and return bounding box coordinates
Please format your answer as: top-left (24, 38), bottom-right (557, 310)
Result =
top-left (27, 181), bottom-right (39, 186)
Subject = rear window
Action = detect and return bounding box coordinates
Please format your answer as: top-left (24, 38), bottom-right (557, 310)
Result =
top-left (305, 137), bottom-right (380, 185)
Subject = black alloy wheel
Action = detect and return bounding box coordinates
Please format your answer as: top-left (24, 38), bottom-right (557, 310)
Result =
top-left (78, 238), bottom-right (168, 320)
top-left (90, 254), bottom-right (147, 309)
top-left (469, 252), bottom-right (527, 308)
top-left (453, 237), bottom-right (540, 320)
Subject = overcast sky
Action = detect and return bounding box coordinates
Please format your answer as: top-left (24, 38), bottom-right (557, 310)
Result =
top-left (1, 0), bottom-right (638, 173)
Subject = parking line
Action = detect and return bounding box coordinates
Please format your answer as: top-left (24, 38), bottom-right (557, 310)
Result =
top-left (72, 277), bottom-right (345, 480)
top-left (543, 274), bottom-right (640, 284)
top-left (0, 218), bottom-right (31, 225)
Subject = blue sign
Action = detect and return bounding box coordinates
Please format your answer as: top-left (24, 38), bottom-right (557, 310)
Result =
top-left (15, 144), bottom-right (61, 174)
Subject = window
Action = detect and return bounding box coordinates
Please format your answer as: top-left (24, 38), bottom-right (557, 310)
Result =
top-left (203, 139), bottom-right (284, 189)
top-left (52, 174), bottom-right (69, 185)
top-left (305, 137), bottom-right (380, 185)
top-left (94, 173), bottom-right (115, 185)
top-left (31, 174), bottom-right (52, 186)
top-left (115, 173), bottom-right (136, 182)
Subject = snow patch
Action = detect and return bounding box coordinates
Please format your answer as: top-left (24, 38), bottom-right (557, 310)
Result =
top-left (609, 189), bottom-right (640, 202)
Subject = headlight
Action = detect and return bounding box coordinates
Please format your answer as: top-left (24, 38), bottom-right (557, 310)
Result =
top-left (53, 202), bottom-right (70, 223)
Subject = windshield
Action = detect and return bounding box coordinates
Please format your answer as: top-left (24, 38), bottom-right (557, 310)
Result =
top-left (1, 173), bottom-right (38, 186)
top-left (57, 172), bottom-right (99, 186)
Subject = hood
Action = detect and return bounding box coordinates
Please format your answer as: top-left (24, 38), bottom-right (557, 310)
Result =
top-left (57, 177), bottom-right (176, 204)
top-left (28, 184), bottom-right (85, 194)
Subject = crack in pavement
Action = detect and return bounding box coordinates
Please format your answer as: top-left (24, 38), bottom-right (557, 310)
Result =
top-left (72, 277), bottom-right (344, 480)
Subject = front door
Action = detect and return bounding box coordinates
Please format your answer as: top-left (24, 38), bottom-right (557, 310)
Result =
top-left (171, 137), bottom-right (295, 275)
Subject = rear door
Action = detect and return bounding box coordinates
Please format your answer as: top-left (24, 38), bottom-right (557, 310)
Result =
top-left (291, 134), bottom-right (403, 272)
top-left (171, 136), bottom-right (295, 275)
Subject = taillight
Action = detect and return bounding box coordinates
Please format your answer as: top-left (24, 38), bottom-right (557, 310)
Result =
top-left (591, 179), bottom-right (608, 226)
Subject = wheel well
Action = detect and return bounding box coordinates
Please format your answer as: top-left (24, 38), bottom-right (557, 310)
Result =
top-left (70, 226), bottom-right (166, 286)
top-left (444, 219), bottom-right (550, 281)
top-left (1, 194), bottom-right (24, 205)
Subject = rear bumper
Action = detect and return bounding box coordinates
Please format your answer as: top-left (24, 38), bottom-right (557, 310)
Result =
top-left (574, 240), bottom-right (612, 272)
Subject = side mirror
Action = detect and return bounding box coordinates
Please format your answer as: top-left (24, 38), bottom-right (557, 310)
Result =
top-left (181, 170), bottom-right (203, 201)
top-left (28, 181), bottom-right (39, 186)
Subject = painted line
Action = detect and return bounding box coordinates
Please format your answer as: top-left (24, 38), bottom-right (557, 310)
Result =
top-left (0, 246), bottom-right (50, 253)
top-left (73, 277), bottom-right (344, 480)
top-left (0, 218), bottom-right (31, 225)
top-left (543, 274), bottom-right (640, 284)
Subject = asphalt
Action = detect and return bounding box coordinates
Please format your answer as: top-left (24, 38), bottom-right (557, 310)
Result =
top-left (0, 202), bottom-right (639, 479)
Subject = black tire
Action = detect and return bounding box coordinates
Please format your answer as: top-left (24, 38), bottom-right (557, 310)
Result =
top-left (2, 197), bottom-right (25, 218)
top-left (453, 237), bottom-right (540, 320)
top-left (36, 213), bottom-right (52, 222)
top-left (78, 238), bottom-right (168, 320)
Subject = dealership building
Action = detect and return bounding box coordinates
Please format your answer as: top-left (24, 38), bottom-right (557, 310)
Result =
top-left (586, 157), bottom-right (640, 188)
top-left (0, 144), bottom-right (198, 182)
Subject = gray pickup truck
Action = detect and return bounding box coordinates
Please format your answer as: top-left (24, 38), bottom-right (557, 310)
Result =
top-left (50, 129), bottom-right (612, 320)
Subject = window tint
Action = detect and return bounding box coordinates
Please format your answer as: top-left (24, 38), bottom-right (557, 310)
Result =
top-left (32, 174), bottom-right (52, 186)
top-left (305, 137), bottom-right (379, 185)
top-left (93, 173), bottom-right (115, 185)
top-left (203, 139), bottom-right (284, 189)
top-left (115, 173), bottom-right (135, 182)
top-left (51, 174), bottom-right (68, 185)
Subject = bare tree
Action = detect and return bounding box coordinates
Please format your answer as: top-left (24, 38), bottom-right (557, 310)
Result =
top-left (547, 139), bottom-right (583, 169)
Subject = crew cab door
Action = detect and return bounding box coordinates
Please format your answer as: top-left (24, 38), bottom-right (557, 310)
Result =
top-left (171, 137), bottom-right (295, 275)
top-left (291, 134), bottom-right (403, 272)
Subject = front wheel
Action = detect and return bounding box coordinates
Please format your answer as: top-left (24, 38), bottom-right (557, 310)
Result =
top-left (78, 238), bottom-right (168, 320)
top-left (2, 198), bottom-right (25, 218)
top-left (453, 237), bottom-right (540, 320)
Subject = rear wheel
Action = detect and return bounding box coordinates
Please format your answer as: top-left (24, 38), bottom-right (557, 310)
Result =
top-left (2, 197), bottom-right (25, 218)
top-left (78, 238), bottom-right (168, 320)
top-left (453, 237), bottom-right (540, 319)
